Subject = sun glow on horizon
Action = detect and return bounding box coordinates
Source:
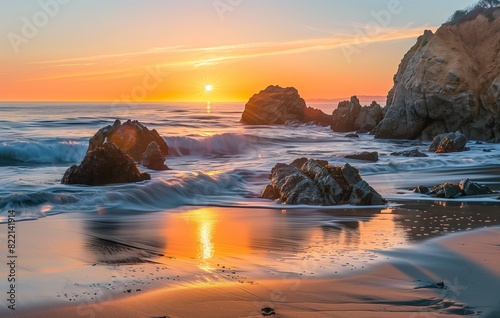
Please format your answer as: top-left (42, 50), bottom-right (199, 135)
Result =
top-left (1, 1), bottom-right (473, 102)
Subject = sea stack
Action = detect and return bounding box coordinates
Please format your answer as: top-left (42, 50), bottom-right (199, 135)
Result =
top-left (375, 8), bottom-right (500, 141)
top-left (240, 85), bottom-right (331, 126)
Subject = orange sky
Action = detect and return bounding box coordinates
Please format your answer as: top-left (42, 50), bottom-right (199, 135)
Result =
top-left (0, 1), bottom-right (477, 102)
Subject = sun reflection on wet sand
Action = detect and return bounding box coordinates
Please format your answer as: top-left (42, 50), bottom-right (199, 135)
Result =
top-left (187, 209), bottom-right (217, 271)
top-left (198, 216), bottom-right (215, 270)
top-left (157, 204), bottom-right (500, 279)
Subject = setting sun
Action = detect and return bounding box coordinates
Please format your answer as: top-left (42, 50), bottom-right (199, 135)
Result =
top-left (205, 85), bottom-right (213, 92)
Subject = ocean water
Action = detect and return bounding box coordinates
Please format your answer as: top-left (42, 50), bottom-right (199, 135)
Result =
top-left (2, 102), bottom-right (500, 313)
top-left (1, 101), bottom-right (500, 223)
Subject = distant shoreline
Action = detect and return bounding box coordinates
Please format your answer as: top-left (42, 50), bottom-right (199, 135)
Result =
top-left (306, 96), bottom-right (386, 103)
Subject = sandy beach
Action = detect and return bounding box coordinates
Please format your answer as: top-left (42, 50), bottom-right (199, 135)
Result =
top-left (2, 204), bottom-right (499, 318)
top-left (14, 227), bottom-right (500, 318)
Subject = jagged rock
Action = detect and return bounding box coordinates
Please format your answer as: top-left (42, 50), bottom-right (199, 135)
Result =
top-left (341, 163), bottom-right (362, 185)
top-left (350, 180), bottom-right (386, 205)
top-left (62, 143), bottom-right (151, 185)
top-left (459, 178), bottom-right (494, 196)
top-left (414, 186), bottom-right (430, 194)
top-left (376, 9), bottom-right (500, 141)
top-left (415, 179), bottom-right (494, 198)
top-left (354, 101), bottom-right (384, 132)
top-left (436, 183), bottom-right (462, 198)
top-left (391, 149), bottom-right (429, 157)
top-left (331, 97), bottom-right (383, 132)
top-left (240, 85), bottom-right (331, 126)
top-left (268, 163), bottom-right (324, 205)
top-left (428, 132), bottom-right (468, 153)
top-left (141, 141), bottom-right (169, 171)
top-left (88, 119), bottom-right (169, 162)
top-left (261, 184), bottom-right (280, 200)
top-left (345, 151), bottom-right (379, 162)
top-left (290, 157), bottom-right (328, 169)
top-left (261, 159), bottom-right (386, 206)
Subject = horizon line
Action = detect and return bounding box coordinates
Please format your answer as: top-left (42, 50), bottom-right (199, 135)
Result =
top-left (0, 95), bottom-right (387, 104)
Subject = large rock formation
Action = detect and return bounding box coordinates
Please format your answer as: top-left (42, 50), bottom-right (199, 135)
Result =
top-left (331, 96), bottom-right (383, 132)
top-left (240, 85), bottom-right (331, 126)
top-left (62, 143), bottom-right (151, 185)
top-left (88, 119), bottom-right (169, 162)
top-left (261, 158), bottom-right (386, 206)
top-left (376, 9), bottom-right (500, 141)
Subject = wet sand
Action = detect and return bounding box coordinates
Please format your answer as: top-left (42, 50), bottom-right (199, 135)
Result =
top-left (12, 227), bottom-right (500, 317)
top-left (1, 203), bottom-right (499, 317)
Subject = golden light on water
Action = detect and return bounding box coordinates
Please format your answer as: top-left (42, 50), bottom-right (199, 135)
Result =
top-left (198, 220), bottom-right (215, 270)
top-left (163, 208), bottom-right (253, 271)
top-left (178, 209), bottom-right (218, 271)
top-left (161, 207), bottom-right (414, 277)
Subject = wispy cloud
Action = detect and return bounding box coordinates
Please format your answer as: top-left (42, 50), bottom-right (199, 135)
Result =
top-left (28, 26), bottom-right (432, 81)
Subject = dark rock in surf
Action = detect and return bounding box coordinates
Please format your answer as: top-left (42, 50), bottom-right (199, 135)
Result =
top-left (261, 158), bottom-right (386, 206)
top-left (428, 131), bottom-right (468, 153)
top-left (459, 178), bottom-right (494, 196)
top-left (62, 143), bottom-right (150, 185)
top-left (141, 141), bottom-right (169, 171)
top-left (414, 186), bottom-right (430, 194)
top-left (415, 178), bottom-right (494, 198)
top-left (88, 119), bottom-right (169, 162)
top-left (345, 151), bottom-right (379, 162)
top-left (391, 149), bottom-right (429, 157)
top-left (240, 85), bottom-right (331, 126)
top-left (433, 183), bottom-right (463, 198)
top-left (331, 96), bottom-right (383, 133)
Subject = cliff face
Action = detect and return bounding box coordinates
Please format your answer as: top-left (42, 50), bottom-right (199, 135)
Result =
top-left (376, 8), bottom-right (500, 141)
